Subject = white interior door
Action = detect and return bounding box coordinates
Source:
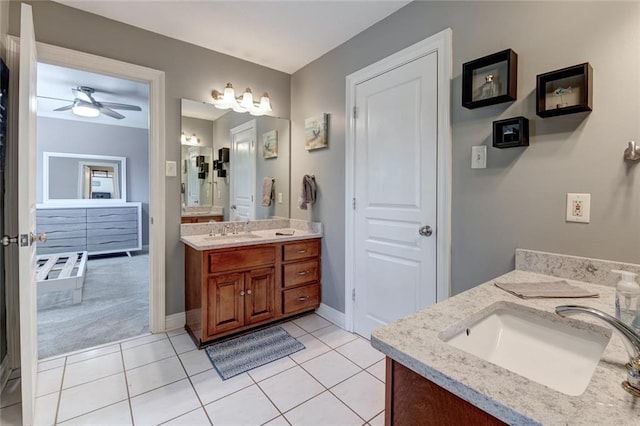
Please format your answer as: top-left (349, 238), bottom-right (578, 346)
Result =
top-left (229, 120), bottom-right (256, 221)
top-left (187, 146), bottom-right (200, 205)
top-left (353, 52), bottom-right (439, 339)
top-left (18, 4), bottom-right (39, 425)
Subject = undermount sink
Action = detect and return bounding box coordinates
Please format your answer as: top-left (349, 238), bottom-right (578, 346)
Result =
top-left (439, 301), bottom-right (611, 396)
top-left (200, 233), bottom-right (262, 241)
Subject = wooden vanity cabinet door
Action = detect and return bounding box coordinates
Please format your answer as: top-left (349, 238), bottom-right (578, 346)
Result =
top-left (206, 273), bottom-right (245, 337)
top-left (245, 267), bottom-right (276, 325)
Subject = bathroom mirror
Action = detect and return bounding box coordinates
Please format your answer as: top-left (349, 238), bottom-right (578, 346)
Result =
top-left (181, 99), bottom-right (290, 220)
top-left (42, 152), bottom-right (127, 203)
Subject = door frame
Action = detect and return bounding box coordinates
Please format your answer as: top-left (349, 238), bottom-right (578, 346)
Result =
top-left (344, 28), bottom-right (452, 332)
top-left (5, 39), bottom-right (166, 370)
top-left (229, 119), bottom-right (257, 221)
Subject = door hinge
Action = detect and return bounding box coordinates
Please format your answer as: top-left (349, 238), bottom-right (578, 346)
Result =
top-left (353, 106), bottom-right (358, 119)
top-left (352, 198), bottom-right (356, 210)
top-left (352, 289), bottom-right (356, 302)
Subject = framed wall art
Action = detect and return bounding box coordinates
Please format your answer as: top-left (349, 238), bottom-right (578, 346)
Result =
top-left (263, 130), bottom-right (278, 159)
top-left (493, 116), bottom-right (529, 149)
top-left (462, 49), bottom-right (518, 109)
top-left (536, 63), bottom-right (592, 118)
top-left (305, 113), bottom-right (328, 150)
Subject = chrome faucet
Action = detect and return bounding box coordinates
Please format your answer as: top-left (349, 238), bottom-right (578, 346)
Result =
top-left (556, 305), bottom-right (640, 397)
top-left (221, 224), bottom-right (229, 236)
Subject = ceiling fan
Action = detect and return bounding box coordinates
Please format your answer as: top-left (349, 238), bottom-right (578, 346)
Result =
top-left (53, 86), bottom-right (142, 119)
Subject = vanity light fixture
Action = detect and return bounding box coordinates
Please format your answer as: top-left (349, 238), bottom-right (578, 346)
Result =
top-left (211, 83), bottom-right (272, 116)
top-left (71, 100), bottom-right (100, 118)
top-left (180, 132), bottom-right (199, 145)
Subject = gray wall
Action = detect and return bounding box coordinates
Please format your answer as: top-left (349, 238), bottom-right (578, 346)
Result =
top-left (10, 0), bottom-right (291, 315)
top-left (291, 1), bottom-right (640, 312)
top-left (36, 117), bottom-right (150, 245)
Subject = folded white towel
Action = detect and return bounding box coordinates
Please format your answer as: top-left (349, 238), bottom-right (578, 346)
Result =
top-left (261, 177), bottom-right (274, 207)
top-left (494, 281), bottom-right (599, 299)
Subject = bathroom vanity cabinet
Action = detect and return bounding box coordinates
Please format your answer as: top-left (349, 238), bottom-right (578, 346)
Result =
top-left (184, 238), bottom-right (321, 345)
top-left (181, 215), bottom-right (224, 224)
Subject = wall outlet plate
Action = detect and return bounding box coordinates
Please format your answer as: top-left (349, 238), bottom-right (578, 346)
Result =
top-left (471, 145), bottom-right (487, 169)
top-left (165, 161), bottom-right (177, 177)
top-left (566, 193), bottom-right (591, 223)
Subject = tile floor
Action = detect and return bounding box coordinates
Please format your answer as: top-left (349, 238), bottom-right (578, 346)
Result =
top-left (0, 314), bottom-right (386, 425)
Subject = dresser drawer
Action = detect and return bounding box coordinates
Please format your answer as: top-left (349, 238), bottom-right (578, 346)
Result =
top-left (283, 260), bottom-right (319, 288)
top-left (283, 283), bottom-right (320, 314)
top-left (283, 240), bottom-right (320, 261)
top-left (208, 246), bottom-right (276, 274)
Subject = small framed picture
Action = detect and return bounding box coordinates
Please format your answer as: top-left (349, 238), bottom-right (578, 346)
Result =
top-left (262, 130), bottom-right (278, 159)
top-left (462, 49), bottom-right (517, 109)
top-left (493, 116), bottom-right (529, 149)
top-left (305, 113), bottom-right (328, 150)
top-left (536, 63), bottom-right (592, 118)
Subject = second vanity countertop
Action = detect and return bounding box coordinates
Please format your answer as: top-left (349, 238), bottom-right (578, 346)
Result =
top-left (371, 255), bottom-right (640, 425)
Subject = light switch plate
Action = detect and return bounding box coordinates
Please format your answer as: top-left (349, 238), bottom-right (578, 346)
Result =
top-left (566, 193), bottom-right (591, 223)
top-left (471, 145), bottom-right (487, 169)
top-left (277, 192), bottom-right (283, 203)
top-left (165, 161), bottom-right (177, 177)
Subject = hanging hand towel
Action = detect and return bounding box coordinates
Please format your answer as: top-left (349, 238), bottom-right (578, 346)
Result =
top-left (261, 177), bottom-right (275, 207)
top-left (298, 174), bottom-right (317, 210)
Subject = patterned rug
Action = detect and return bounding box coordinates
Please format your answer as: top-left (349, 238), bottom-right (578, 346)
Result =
top-left (205, 326), bottom-right (305, 380)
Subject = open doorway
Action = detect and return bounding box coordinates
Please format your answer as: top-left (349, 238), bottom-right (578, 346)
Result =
top-left (35, 62), bottom-right (150, 359)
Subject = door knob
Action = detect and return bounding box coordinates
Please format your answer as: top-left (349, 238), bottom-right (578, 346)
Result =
top-left (419, 226), bottom-right (433, 237)
top-left (31, 232), bottom-right (47, 244)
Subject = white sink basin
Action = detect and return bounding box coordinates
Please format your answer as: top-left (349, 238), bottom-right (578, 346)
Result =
top-left (439, 301), bottom-right (611, 396)
top-left (193, 233), bottom-right (262, 243)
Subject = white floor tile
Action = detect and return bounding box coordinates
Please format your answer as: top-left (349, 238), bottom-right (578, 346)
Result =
top-left (205, 385), bottom-right (279, 425)
top-left (178, 349), bottom-right (213, 377)
top-left (191, 370), bottom-right (253, 405)
top-left (289, 334), bottom-right (331, 364)
top-left (0, 402), bottom-right (22, 426)
top-left (58, 401), bottom-right (132, 426)
top-left (57, 373), bottom-right (128, 423)
top-left (120, 333), bottom-right (167, 350)
top-left (285, 391), bottom-right (363, 426)
top-left (292, 314), bottom-right (331, 333)
top-left (311, 325), bottom-right (358, 349)
top-left (130, 379), bottom-right (200, 425)
top-left (37, 357), bottom-right (65, 373)
top-left (336, 338), bottom-right (385, 369)
top-left (33, 392), bottom-right (58, 426)
top-left (331, 372), bottom-right (385, 421)
top-left (258, 366), bottom-right (324, 412)
top-left (63, 352), bottom-right (123, 389)
top-left (366, 359), bottom-right (386, 383)
top-left (301, 351), bottom-right (361, 388)
top-left (126, 356), bottom-right (187, 397)
top-left (122, 339), bottom-right (175, 370)
top-left (66, 344), bottom-right (120, 365)
top-left (36, 367), bottom-right (63, 397)
top-left (263, 415), bottom-right (290, 426)
top-left (1, 378), bottom-right (21, 408)
top-left (162, 407), bottom-right (211, 425)
top-left (369, 411), bottom-right (385, 426)
top-left (166, 328), bottom-right (187, 338)
top-left (170, 333), bottom-right (197, 354)
top-left (248, 356), bottom-right (296, 383)
top-left (279, 321), bottom-right (307, 338)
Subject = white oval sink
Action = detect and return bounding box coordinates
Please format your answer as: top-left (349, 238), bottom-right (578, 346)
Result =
top-left (439, 301), bottom-right (611, 396)
top-left (203, 233), bottom-right (262, 241)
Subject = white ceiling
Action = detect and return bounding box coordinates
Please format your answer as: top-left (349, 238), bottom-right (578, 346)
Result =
top-left (37, 62), bottom-right (150, 129)
top-left (53, 0), bottom-right (412, 74)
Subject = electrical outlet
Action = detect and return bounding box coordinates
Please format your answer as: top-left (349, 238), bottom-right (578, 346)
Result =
top-left (566, 193), bottom-right (591, 223)
top-left (277, 192), bottom-right (283, 203)
top-left (471, 145), bottom-right (487, 169)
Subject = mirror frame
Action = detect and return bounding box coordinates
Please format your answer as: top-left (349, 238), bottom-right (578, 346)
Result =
top-left (42, 151), bottom-right (128, 204)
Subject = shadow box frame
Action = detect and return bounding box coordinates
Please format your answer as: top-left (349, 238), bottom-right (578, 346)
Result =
top-left (462, 49), bottom-right (518, 109)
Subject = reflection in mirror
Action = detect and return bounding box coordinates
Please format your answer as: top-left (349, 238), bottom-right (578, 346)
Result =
top-left (181, 99), bottom-right (290, 220)
top-left (43, 152), bottom-right (127, 203)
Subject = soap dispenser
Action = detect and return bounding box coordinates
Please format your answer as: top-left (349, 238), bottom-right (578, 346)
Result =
top-left (613, 269), bottom-right (640, 331)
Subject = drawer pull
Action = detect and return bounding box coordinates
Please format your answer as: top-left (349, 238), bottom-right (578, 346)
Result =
top-left (296, 296), bottom-right (310, 301)
top-left (297, 270), bottom-right (310, 276)
top-left (240, 291), bottom-right (245, 296)
top-left (297, 249), bottom-right (308, 253)
top-left (247, 289), bottom-right (252, 295)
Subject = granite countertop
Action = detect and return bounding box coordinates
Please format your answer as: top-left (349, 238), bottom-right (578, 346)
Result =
top-left (180, 228), bottom-right (322, 250)
top-left (371, 252), bottom-right (640, 425)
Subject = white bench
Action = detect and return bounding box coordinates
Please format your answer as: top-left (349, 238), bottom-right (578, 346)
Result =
top-left (36, 251), bottom-right (88, 304)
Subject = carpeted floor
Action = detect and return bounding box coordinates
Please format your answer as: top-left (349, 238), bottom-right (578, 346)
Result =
top-left (37, 252), bottom-right (149, 359)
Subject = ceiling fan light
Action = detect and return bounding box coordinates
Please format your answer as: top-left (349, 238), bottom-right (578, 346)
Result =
top-left (72, 101), bottom-right (100, 118)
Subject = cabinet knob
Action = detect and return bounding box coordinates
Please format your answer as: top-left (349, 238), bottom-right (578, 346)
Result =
top-left (240, 291), bottom-right (245, 296)
top-left (297, 249), bottom-right (308, 253)
top-left (297, 270), bottom-right (309, 276)
top-left (247, 289), bottom-right (252, 295)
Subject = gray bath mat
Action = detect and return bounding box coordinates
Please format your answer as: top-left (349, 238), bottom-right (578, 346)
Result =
top-left (205, 326), bottom-right (305, 380)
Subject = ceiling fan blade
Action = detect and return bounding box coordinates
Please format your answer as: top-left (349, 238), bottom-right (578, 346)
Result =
top-left (53, 104), bottom-right (73, 112)
top-left (99, 102), bottom-right (142, 111)
top-left (99, 106), bottom-right (125, 120)
top-left (72, 88), bottom-right (94, 103)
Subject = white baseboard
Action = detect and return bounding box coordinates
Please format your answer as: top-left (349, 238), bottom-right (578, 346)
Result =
top-left (165, 312), bottom-right (185, 332)
top-left (316, 303), bottom-right (345, 329)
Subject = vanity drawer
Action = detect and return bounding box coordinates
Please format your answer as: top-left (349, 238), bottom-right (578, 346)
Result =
top-left (283, 283), bottom-right (320, 314)
top-left (208, 246), bottom-right (276, 274)
top-left (283, 240), bottom-right (320, 261)
top-left (283, 260), bottom-right (319, 288)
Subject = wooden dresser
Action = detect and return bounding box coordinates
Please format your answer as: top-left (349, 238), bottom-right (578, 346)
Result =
top-left (184, 238), bottom-right (321, 345)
